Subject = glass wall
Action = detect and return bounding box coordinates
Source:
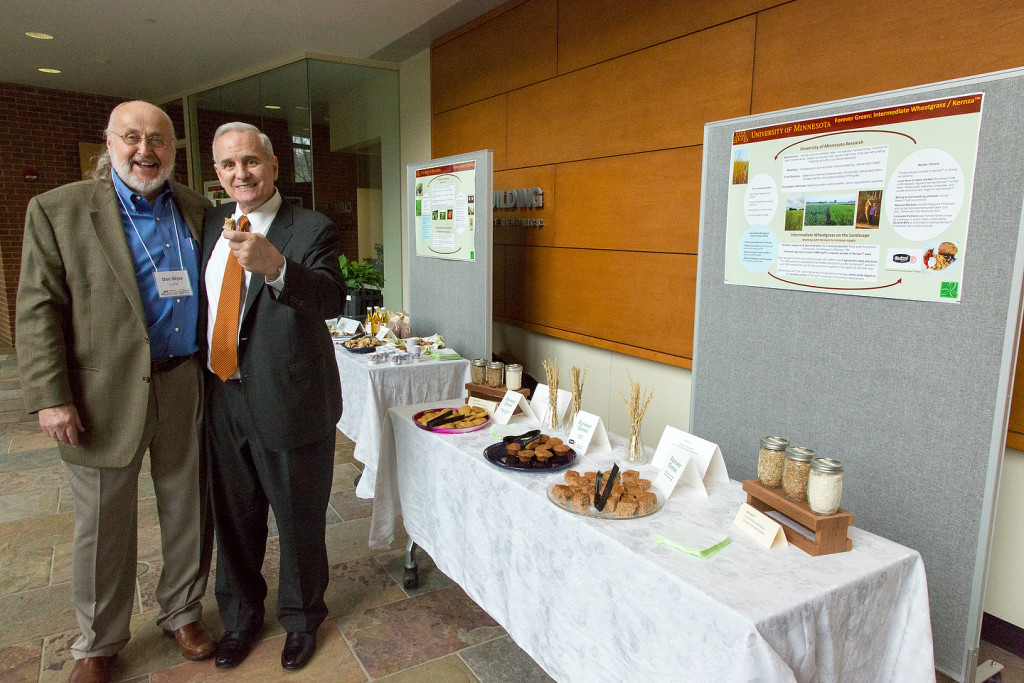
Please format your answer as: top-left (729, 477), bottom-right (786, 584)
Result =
top-left (185, 58), bottom-right (401, 307)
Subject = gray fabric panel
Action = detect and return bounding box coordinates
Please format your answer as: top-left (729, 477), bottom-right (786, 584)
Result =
top-left (406, 151), bottom-right (493, 362)
top-left (693, 72), bottom-right (1024, 680)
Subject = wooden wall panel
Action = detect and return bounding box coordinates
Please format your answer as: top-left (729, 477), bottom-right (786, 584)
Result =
top-left (1007, 330), bottom-right (1024, 450)
top-left (558, 0), bottom-right (782, 74)
top-left (493, 243), bottom-right (507, 319)
top-left (431, 0), bottom-right (557, 115)
top-left (752, 0), bottom-right (1024, 113)
top-left (431, 95), bottom-right (508, 168)
top-left (506, 17), bottom-right (755, 167)
top-left (503, 246), bottom-right (696, 360)
top-left (494, 166), bottom-right (556, 247)
top-left (554, 147), bottom-right (703, 253)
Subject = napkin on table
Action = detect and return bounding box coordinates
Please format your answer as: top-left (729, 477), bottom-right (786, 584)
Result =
top-left (654, 520), bottom-right (731, 560)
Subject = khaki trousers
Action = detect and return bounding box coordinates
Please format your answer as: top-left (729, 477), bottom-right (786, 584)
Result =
top-left (64, 356), bottom-right (212, 659)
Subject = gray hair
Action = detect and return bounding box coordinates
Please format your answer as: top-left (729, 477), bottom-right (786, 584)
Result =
top-left (92, 101), bottom-right (176, 181)
top-left (212, 122), bottom-right (275, 159)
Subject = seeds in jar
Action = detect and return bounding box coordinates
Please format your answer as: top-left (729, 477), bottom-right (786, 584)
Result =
top-left (782, 459), bottom-right (811, 501)
top-left (758, 447), bottom-right (784, 487)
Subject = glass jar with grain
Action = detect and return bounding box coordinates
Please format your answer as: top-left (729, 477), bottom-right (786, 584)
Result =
top-left (470, 359), bottom-right (487, 385)
top-left (505, 363), bottom-right (523, 391)
top-left (782, 446), bottom-right (815, 502)
top-left (757, 436), bottom-right (789, 488)
top-left (486, 361), bottom-right (504, 388)
top-left (807, 457), bottom-right (844, 515)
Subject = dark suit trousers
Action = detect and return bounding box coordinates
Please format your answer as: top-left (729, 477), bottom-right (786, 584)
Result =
top-left (205, 376), bottom-right (334, 634)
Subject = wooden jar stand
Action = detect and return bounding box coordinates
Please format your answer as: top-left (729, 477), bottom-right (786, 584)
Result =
top-left (465, 382), bottom-right (530, 406)
top-left (742, 479), bottom-right (853, 556)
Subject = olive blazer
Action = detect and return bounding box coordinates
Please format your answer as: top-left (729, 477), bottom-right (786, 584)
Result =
top-left (16, 179), bottom-right (209, 466)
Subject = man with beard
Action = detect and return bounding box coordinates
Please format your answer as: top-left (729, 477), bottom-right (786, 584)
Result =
top-left (17, 101), bottom-right (215, 683)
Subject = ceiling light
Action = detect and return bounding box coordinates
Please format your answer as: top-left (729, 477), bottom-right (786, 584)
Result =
top-left (38, 68), bottom-right (61, 74)
top-left (264, 104), bottom-right (281, 110)
top-left (25, 32), bottom-right (53, 40)
top-left (296, 105), bottom-right (308, 110)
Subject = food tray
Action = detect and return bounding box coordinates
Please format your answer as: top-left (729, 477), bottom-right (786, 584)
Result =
top-left (342, 339), bottom-right (384, 353)
top-left (546, 470), bottom-right (665, 520)
top-left (483, 441), bottom-right (576, 472)
top-left (412, 408), bottom-right (492, 434)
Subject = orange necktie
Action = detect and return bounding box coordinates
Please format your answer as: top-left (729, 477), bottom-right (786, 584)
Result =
top-left (210, 215), bottom-right (249, 381)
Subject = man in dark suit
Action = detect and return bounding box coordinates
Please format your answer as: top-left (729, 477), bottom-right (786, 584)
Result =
top-left (17, 101), bottom-right (216, 683)
top-left (200, 122), bottom-right (345, 671)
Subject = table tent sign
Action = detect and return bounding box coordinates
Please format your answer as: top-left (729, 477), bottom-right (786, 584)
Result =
top-left (492, 389), bottom-right (539, 424)
top-left (529, 384), bottom-right (573, 430)
top-left (565, 410), bottom-right (612, 456)
top-left (734, 503), bottom-right (789, 549)
top-left (650, 426), bottom-right (729, 498)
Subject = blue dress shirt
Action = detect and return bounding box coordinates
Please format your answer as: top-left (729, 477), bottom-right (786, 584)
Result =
top-left (111, 171), bottom-right (200, 359)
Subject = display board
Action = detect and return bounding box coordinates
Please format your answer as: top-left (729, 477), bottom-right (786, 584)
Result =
top-left (692, 69), bottom-right (1024, 681)
top-left (406, 150), bottom-right (493, 361)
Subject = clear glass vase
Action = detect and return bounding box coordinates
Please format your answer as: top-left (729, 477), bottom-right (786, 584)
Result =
top-left (542, 403), bottom-right (560, 431)
top-left (625, 428), bottom-right (646, 464)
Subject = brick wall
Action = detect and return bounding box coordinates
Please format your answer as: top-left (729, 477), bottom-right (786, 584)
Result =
top-left (0, 82), bottom-right (124, 346)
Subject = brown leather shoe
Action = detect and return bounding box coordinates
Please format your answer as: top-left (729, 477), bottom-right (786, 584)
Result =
top-left (163, 620), bottom-right (216, 661)
top-left (69, 655), bottom-right (115, 683)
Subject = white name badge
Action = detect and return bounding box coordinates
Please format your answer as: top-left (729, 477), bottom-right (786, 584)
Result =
top-left (733, 503), bottom-right (788, 549)
top-left (565, 410), bottom-right (612, 456)
top-left (154, 270), bottom-right (193, 298)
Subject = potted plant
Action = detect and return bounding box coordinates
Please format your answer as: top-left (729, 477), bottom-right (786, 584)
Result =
top-left (339, 254), bottom-right (384, 318)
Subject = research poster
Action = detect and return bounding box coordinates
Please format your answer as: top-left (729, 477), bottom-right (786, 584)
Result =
top-left (414, 161), bottom-right (477, 261)
top-left (725, 94), bottom-right (983, 303)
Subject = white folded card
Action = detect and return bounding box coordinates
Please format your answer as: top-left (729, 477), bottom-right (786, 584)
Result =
top-left (492, 389), bottom-right (539, 425)
top-left (733, 503), bottom-right (788, 549)
top-left (565, 410), bottom-right (611, 456)
top-left (336, 318), bottom-right (360, 335)
top-left (468, 396), bottom-right (498, 415)
top-left (530, 384), bottom-right (573, 429)
top-left (650, 426), bottom-right (730, 498)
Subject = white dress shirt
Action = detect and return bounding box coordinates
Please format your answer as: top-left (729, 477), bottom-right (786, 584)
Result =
top-left (205, 190), bottom-right (287, 374)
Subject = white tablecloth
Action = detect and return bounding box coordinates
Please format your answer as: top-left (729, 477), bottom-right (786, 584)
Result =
top-left (370, 401), bottom-right (935, 683)
top-left (334, 347), bottom-right (471, 498)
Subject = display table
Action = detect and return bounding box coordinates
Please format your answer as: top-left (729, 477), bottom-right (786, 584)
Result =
top-left (334, 348), bottom-right (471, 498)
top-left (370, 401), bottom-right (935, 683)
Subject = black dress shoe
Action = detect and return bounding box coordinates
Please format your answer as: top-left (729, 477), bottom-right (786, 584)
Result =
top-left (214, 630), bottom-right (259, 669)
top-left (281, 631), bottom-right (317, 670)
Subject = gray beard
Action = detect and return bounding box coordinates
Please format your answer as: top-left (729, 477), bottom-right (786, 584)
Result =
top-left (111, 155), bottom-right (173, 197)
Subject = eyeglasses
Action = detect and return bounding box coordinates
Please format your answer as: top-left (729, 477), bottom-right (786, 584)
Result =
top-left (111, 131), bottom-right (171, 149)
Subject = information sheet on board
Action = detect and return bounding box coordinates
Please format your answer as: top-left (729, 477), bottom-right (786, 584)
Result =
top-left (414, 161), bottom-right (477, 261)
top-left (725, 94), bottom-right (983, 302)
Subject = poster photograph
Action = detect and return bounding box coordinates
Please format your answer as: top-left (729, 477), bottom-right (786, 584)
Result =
top-left (414, 161), bottom-right (477, 261)
top-left (725, 93), bottom-right (983, 303)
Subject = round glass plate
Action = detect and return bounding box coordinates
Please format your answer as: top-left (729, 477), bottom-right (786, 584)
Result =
top-left (412, 408), bottom-right (492, 434)
top-left (483, 442), bottom-right (576, 472)
top-left (546, 480), bottom-right (664, 520)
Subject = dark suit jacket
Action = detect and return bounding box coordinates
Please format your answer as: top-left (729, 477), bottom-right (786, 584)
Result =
top-left (17, 179), bottom-right (209, 466)
top-left (200, 200), bottom-right (346, 451)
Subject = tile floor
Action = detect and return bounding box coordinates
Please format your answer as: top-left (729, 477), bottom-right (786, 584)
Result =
top-left (0, 346), bottom-right (552, 682)
top-left (1, 343), bottom-right (1021, 683)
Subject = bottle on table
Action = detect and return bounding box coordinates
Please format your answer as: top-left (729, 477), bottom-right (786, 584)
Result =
top-left (365, 307), bottom-right (375, 334)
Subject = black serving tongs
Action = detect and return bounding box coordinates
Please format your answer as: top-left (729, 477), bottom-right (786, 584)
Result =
top-left (501, 429), bottom-right (541, 445)
top-left (427, 409), bottom-right (463, 428)
top-left (595, 463), bottom-right (620, 512)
